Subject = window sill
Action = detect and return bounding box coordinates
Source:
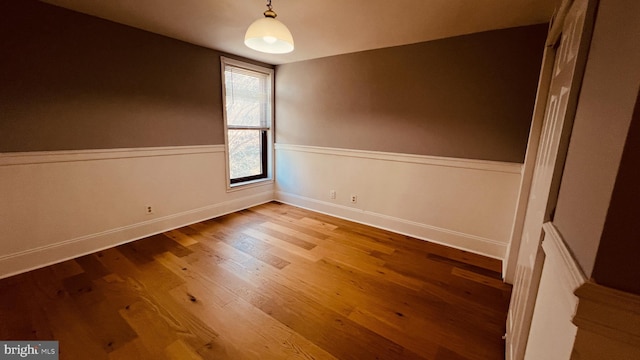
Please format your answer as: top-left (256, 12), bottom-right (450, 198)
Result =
top-left (227, 177), bottom-right (273, 192)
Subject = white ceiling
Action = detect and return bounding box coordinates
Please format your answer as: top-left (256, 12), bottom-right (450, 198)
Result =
top-left (42, 0), bottom-right (559, 65)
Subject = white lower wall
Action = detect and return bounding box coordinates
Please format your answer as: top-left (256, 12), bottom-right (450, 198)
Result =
top-left (275, 144), bottom-right (523, 259)
top-left (524, 222), bottom-right (587, 360)
top-left (0, 145), bottom-right (274, 278)
top-left (0, 143), bottom-right (522, 277)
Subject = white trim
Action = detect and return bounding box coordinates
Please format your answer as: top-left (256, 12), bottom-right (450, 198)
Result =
top-left (275, 143), bottom-right (522, 174)
top-left (0, 190), bottom-right (274, 280)
top-left (220, 56), bottom-right (275, 75)
top-left (0, 145), bottom-right (224, 166)
top-left (522, 221), bottom-right (586, 360)
top-left (276, 191), bottom-right (506, 259)
top-left (227, 177), bottom-right (274, 192)
top-left (542, 222), bottom-right (588, 289)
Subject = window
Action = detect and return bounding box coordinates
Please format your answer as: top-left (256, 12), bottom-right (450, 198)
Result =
top-left (221, 57), bottom-right (273, 187)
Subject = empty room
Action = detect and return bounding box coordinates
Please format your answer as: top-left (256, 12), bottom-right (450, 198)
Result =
top-left (1, 0), bottom-right (638, 359)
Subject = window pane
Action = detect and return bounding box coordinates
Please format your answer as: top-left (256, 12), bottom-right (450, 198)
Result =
top-left (225, 69), bottom-right (269, 128)
top-left (228, 129), bottom-right (262, 179)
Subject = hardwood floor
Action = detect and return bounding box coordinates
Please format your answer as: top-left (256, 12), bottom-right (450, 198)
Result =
top-left (0, 202), bottom-right (511, 359)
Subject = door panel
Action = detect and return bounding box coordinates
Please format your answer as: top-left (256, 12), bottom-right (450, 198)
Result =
top-left (505, 0), bottom-right (597, 358)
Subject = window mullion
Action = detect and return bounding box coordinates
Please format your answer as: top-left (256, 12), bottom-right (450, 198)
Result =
top-left (227, 125), bottom-right (270, 131)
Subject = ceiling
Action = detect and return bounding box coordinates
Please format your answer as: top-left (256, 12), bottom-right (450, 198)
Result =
top-left (41, 0), bottom-right (559, 65)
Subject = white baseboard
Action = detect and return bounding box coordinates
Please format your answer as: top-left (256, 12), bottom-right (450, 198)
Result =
top-left (0, 191), bottom-right (273, 279)
top-left (276, 191), bottom-right (506, 259)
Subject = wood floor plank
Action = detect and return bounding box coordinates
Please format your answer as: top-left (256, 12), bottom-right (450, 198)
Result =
top-left (0, 273), bottom-right (55, 340)
top-left (451, 267), bottom-right (511, 290)
top-left (298, 217), bottom-right (339, 231)
top-left (218, 254), bottom-right (356, 318)
top-left (225, 262), bottom-right (425, 360)
top-left (164, 229), bottom-right (200, 247)
top-left (216, 229), bottom-right (292, 270)
top-left (246, 207), bottom-right (330, 240)
top-left (182, 228), bottom-right (254, 267)
top-left (242, 227), bottom-right (324, 262)
top-left (63, 272), bottom-right (139, 353)
top-left (95, 248), bottom-right (225, 360)
top-left (44, 294), bottom-right (111, 360)
top-left (49, 258), bottom-right (84, 281)
top-left (317, 249), bottom-right (425, 291)
top-left (256, 222), bottom-right (319, 249)
top-left (347, 306), bottom-right (441, 359)
top-left (153, 251), bottom-right (238, 309)
top-left (171, 280), bottom-right (337, 360)
top-left (327, 232), bottom-right (396, 255)
top-left (0, 201), bottom-right (510, 359)
top-left (118, 299), bottom-right (181, 359)
top-left (162, 249), bottom-right (327, 359)
top-left (313, 237), bottom-right (385, 266)
top-left (164, 339), bottom-right (204, 360)
top-left (108, 339), bottom-right (156, 360)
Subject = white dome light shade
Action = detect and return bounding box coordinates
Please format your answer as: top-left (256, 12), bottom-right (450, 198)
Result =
top-left (244, 17), bottom-right (294, 54)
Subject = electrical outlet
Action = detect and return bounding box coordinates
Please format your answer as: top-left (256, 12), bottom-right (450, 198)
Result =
top-left (145, 205), bottom-right (154, 215)
top-left (330, 190), bottom-right (336, 199)
top-left (350, 195), bottom-right (357, 203)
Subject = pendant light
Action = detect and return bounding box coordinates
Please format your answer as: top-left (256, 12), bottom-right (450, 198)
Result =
top-left (244, 0), bottom-right (294, 54)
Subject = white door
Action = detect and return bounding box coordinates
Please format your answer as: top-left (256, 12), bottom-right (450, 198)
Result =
top-left (505, 0), bottom-right (597, 359)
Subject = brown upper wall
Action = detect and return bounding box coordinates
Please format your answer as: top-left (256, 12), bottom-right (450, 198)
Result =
top-left (0, 1), bottom-right (272, 152)
top-left (275, 24), bottom-right (548, 163)
top-left (591, 91), bottom-right (640, 295)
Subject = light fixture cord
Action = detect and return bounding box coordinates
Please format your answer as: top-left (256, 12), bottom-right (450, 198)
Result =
top-left (266, 0), bottom-right (272, 11)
